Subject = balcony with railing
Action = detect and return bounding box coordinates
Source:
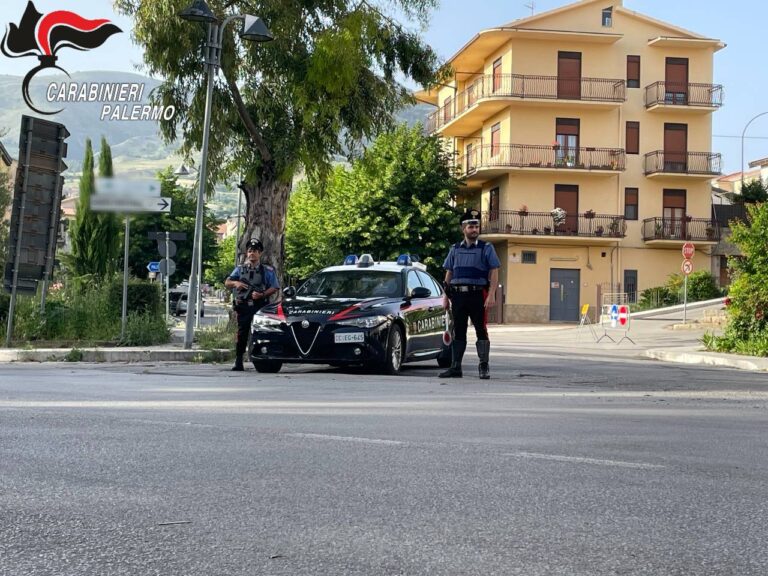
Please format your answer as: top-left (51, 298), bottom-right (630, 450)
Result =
top-left (425, 74), bottom-right (626, 136)
top-left (642, 217), bottom-right (720, 244)
top-left (457, 144), bottom-right (625, 182)
top-left (643, 150), bottom-right (722, 179)
top-left (481, 210), bottom-right (627, 244)
top-left (645, 81), bottom-right (724, 112)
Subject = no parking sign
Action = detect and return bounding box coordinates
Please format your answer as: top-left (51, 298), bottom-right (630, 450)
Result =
top-left (618, 305), bottom-right (629, 327)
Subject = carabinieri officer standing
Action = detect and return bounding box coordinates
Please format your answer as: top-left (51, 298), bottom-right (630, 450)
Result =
top-left (439, 209), bottom-right (501, 379)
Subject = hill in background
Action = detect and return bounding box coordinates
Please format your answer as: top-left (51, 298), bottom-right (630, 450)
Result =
top-left (0, 71), bottom-right (433, 217)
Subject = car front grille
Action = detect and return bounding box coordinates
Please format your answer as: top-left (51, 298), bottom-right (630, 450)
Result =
top-left (289, 321), bottom-right (322, 356)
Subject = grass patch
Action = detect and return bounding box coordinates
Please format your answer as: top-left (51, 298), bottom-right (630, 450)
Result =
top-left (195, 319), bottom-right (235, 352)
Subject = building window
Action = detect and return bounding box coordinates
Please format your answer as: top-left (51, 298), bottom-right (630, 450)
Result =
top-left (624, 188), bottom-right (638, 220)
top-left (624, 270), bottom-right (638, 303)
top-left (627, 55), bottom-right (640, 88)
top-left (626, 121), bottom-right (640, 155)
top-left (522, 251), bottom-right (537, 264)
top-left (489, 187), bottom-right (499, 221)
top-left (490, 123), bottom-right (501, 157)
top-left (602, 7), bottom-right (613, 27)
top-left (493, 58), bottom-right (502, 92)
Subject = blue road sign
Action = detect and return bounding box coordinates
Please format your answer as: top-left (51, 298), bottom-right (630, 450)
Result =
top-left (610, 304), bottom-right (619, 320)
top-left (147, 261), bottom-right (160, 273)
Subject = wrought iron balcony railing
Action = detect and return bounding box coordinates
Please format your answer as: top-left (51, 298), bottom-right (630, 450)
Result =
top-left (426, 74), bottom-right (626, 133)
top-left (643, 150), bottom-right (722, 176)
top-left (645, 81), bottom-right (724, 109)
top-left (457, 144), bottom-right (625, 176)
top-left (481, 210), bottom-right (627, 238)
top-left (642, 217), bottom-right (720, 242)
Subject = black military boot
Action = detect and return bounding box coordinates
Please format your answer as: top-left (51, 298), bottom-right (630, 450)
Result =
top-left (231, 355), bottom-right (244, 371)
top-left (439, 340), bottom-right (466, 378)
top-left (477, 340), bottom-right (490, 380)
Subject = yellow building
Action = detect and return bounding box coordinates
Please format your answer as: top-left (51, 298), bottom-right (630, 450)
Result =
top-left (419, 0), bottom-right (724, 322)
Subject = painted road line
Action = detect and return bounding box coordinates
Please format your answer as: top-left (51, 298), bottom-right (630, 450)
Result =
top-left (287, 432), bottom-right (405, 446)
top-left (506, 451), bottom-right (665, 470)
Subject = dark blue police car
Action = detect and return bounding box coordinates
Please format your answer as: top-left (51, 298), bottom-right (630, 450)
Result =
top-left (249, 254), bottom-right (452, 374)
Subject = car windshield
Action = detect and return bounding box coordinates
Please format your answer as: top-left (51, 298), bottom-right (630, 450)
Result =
top-left (297, 270), bottom-right (403, 298)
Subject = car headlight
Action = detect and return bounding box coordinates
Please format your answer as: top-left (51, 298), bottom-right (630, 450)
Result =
top-left (336, 315), bottom-right (387, 329)
top-left (252, 315), bottom-right (283, 331)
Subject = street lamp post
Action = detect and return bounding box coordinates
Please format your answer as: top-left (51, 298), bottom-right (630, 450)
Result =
top-left (179, 0), bottom-right (273, 349)
top-left (741, 111), bottom-right (768, 191)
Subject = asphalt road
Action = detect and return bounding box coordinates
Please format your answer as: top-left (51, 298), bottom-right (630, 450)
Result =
top-left (1, 355), bottom-right (766, 576)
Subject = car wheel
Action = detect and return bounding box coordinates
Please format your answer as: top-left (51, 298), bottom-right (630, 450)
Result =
top-left (252, 360), bottom-right (283, 373)
top-left (380, 325), bottom-right (404, 375)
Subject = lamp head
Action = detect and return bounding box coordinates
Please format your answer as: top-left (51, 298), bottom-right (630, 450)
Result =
top-left (241, 15), bottom-right (274, 42)
top-left (179, 0), bottom-right (217, 23)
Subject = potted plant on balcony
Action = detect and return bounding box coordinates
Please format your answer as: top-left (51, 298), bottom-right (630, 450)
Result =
top-left (654, 222), bottom-right (664, 238)
top-left (551, 207), bottom-right (566, 234)
top-left (531, 227), bottom-right (539, 235)
top-left (594, 225), bottom-right (604, 237)
top-left (543, 226), bottom-right (551, 235)
top-left (683, 214), bottom-right (692, 223)
top-left (705, 225), bottom-right (716, 240)
top-left (608, 217), bottom-right (622, 237)
top-left (584, 209), bottom-right (596, 219)
top-left (518, 204), bottom-right (528, 216)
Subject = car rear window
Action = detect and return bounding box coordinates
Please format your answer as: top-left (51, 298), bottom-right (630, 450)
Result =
top-left (298, 271), bottom-right (403, 298)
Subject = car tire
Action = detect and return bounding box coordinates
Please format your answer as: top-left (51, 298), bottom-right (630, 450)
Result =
top-left (252, 360), bottom-right (283, 373)
top-left (380, 325), bottom-right (404, 376)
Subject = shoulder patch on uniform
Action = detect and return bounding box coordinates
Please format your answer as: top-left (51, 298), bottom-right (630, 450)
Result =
top-left (263, 264), bottom-right (275, 271)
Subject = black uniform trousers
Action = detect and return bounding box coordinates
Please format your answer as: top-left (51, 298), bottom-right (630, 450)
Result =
top-left (449, 288), bottom-right (489, 342)
top-left (233, 301), bottom-right (264, 357)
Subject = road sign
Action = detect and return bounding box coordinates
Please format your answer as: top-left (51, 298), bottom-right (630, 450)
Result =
top-left (618, 305), bottom-right (629, 326)
top-left (147, 231), bottom-right (187, 241)
top-left (681, 259), bottom-right (693, 276)
top-left (682, 242), bottom-right (695, 259)
top-left (147, 261), bottom-right (160, 273)
top-left (96, 178), bottom-right (161, 197)
top-left (160, 258), bottom-right (176, 276)
top-left (90, 195), bottom-right (172, 213)
top-left (609, 303), bottom-right (619, 328)
top-left (158, 240), bottom-right (177, 258)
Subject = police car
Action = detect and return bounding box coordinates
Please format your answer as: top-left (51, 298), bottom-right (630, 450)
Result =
top-left (249, 254), bottom-right (452, 374)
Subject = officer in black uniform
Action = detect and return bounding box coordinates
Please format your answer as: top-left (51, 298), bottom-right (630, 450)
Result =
top-left (439, 209), bottom-right (501, 379)
top-left (224, 238), bottom-right (280, 371)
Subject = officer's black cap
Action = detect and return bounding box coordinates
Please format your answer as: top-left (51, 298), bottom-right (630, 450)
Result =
top-left (246, 238), bottom-right (263, 251)
top-left (460, 208), bottom-right (481, 226)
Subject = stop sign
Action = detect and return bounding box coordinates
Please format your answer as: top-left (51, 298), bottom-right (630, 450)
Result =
top-left (682, 242), bottom-right (695, 259)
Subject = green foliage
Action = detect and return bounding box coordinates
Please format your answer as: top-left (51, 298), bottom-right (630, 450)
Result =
top-left (286, 124), bottom-right (460, 279)
top-left (707, 202), bottom-right (768, 355)
top-left (64, 348), bottom-right (84, 362)
top-left (114, 0), bottom-right (444, 275)
top-left (67, 138), bottom-right (123, 278)
top-left (106, 278), bottom-right (163, 317)
top-left (127, 168), bottom-right (220, 282)
top-left (739, 179), bottom-right (768, 204)
top-left (7, 278), bottom-right (169, 345)
top-left (196, 319), bottom-right (235, 353)
top-left (637, 271), bottom-right (722, 311)
top-left (204, 235), bottom-right (236, 288)
top-left (0, 168), bottom-right (11, 267)
top-left (97, 137), bottom-right (122, 272)
top-left (121, 311), bottom-right (171, 346)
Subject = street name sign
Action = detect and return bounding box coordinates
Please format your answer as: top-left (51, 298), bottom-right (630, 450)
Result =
top-left (90, 195), bottom-right (172, 213)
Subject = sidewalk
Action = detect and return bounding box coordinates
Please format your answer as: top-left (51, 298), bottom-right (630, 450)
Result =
top-left (1, 303), bottom-right (766, 372)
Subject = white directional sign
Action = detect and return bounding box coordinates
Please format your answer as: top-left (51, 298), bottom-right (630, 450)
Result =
top-left (90, 195), bottom-right (172, 213)
top-left (96, 178), bottom-right (162, 197)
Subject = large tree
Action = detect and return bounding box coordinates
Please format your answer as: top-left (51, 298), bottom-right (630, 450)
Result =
top-left (97, 137), bottom-right (123, 275)
top-left (286, 124), bottom-right (460, 279)
top-left (115, 0), bottom-right (443, 279)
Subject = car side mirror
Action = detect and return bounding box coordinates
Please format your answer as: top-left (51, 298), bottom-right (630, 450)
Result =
top-left (410, 286), bottom-right (431, 299)
top-left (283, 286), bottom-right (296, 298)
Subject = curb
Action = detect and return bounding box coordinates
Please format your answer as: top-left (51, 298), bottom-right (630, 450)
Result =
top-left (644, 348), bottom-right (768, 372)
top-left (0, 348), bottom-right (231, 363)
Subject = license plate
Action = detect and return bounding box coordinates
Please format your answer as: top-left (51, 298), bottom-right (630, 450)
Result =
top-left (334, 332), bottom-right (365, 343)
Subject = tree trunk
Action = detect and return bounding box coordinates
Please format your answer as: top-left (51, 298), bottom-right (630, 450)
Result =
top-left (239, 176), bottom-right (292, 285)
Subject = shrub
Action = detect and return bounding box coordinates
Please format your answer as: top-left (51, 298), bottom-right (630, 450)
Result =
top-left (120, 312), bottom-right (171, 346)
top-left (106, 278), bottom-right (162, 316)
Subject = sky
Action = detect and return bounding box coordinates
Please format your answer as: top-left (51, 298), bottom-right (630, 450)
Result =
top-left (1, 0), bottom-right (767, 174)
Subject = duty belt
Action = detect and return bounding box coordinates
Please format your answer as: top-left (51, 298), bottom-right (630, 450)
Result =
top-left (451, 285), bottom-right (485, 292)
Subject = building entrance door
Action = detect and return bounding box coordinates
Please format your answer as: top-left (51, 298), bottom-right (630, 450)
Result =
top-left (549, 269), bottom-right (580, 322)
